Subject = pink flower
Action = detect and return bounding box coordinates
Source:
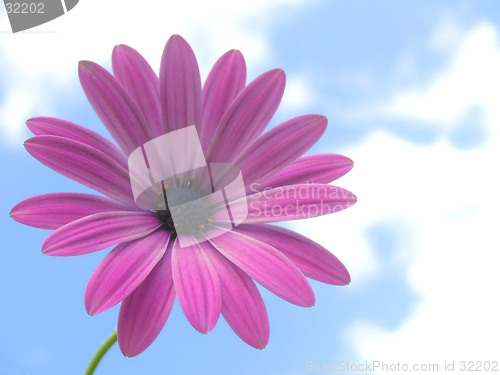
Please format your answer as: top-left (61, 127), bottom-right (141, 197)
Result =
top-left (11, 35), bottom-right (356, 357)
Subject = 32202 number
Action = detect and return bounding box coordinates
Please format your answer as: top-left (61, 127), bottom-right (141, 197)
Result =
top-left (5, 2), bottom-right (45, 14)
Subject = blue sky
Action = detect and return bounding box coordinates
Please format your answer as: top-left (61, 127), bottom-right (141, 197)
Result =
top-left (1, 1), bottom-right (499, 374)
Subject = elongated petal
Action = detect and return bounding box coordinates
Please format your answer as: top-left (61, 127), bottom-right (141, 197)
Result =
top-left (240, 184), bottom-right (357, 224)
top-left (79, 60), bottom-right (153, 155)
top-left (237, 224), bottom-right (350, 285)
top-left (160, 35), bottom-right (202, 134)
top-left (112, 45), bottom-right (162, 137)
top-left (25, 135), bottom-right (134, 205)
top-left (26, 117), bottom-right (127, 168)
top-left (200, 50), bottom-right (246, 151)
top-left (118, 240), bottom-right (175, 357)
top-left (204, 244), bottom-right (269, 349)
top-left (209, 230), bottom-right (315, 307)
top-left (207, 69), bottom-right (286, 163)
top-left (85, 230), bottom-right (170, 315)
top-left (233, 115), bottom-right (327, 189)
top-left (254, 154), bottom-right (354, 192)
top-left (42, 211), bottom-right (161, 256)
top-left (10, 192), bottom-right (135, 230)
top-left (171, 239), bottom-right (221, 334)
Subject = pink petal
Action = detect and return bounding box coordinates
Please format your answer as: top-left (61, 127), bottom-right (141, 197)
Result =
top-left (85, 230), bottom-right (170, 315)
top-left (25, 135), bottom-right (134, 205)
top-left (200, 50), bottom-right (246, 151)
top-left (26, 117), bottom-right (127, 169)
top-left (118, 240), bottom-right (176, 357)
top-left (112, 45), bottom-right (162, 137)
top-left (209, 230), bottom-right (315, 307)
top-left (42, 211), bottom-right (161, 256)
top-left (79, 60), bottom-right (153, 155)
top-left (159, 35), bottom-right (202, 134)
top-left (241, 184), bottom-right (357, 224)
top-left (10, 192), bottom-right (135, 230)
top-left (204, 244), bottom-right (269, 349)
top-left (207, 69), bottom-right (286, 163)
top-left (254, 154), bottom-right (354, 192)
top-left (237, 224), bottom-right (350, 285)
top-left (171, 239), bottom-right (221, 334)
top-left (233, 114), bottom-right (327, 189)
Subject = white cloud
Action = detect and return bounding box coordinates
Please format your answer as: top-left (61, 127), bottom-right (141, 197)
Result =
top-left (280, 75), bottom-right (316, 113)
top-left (344, 128), bottom-right (500, 363)
top-left (332, 20), bottom-right (500, 134)
top-left (292, 19), bottom-right (500, 370)
top-left (379, 21), bottom-right (500, 131)
top-left (0, 90), bottom-right (32, 145)
top-left (0, 0), bottom-right (312, 148)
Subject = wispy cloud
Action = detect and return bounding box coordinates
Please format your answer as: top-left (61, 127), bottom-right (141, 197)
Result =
top-left (378, 21), bottom-right (500, 132)
top-left (327, 19), bottom-right (500, 147)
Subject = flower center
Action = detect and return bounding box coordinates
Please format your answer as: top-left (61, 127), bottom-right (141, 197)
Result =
top-left (155, 179), bottom-right (213, 238)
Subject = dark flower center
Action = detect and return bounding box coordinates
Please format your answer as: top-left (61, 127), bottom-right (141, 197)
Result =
top-left (154, 180), bottom-right (213, 238)
top-left (156, 209), bottom-right (177, 234)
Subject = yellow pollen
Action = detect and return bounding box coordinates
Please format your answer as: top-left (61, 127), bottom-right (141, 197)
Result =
top-left (163, 184), bottom-right (168, 189)
top-left (207, 218), bottom-right (213, 223)
top-left (173, 223), bottom-right (178, 228)
top-left (199, 225), bottom-right (205, 229)
top-left (157, 191), bottom-right (163, 196)
top-left (156, 203), bottom-right (164, 209)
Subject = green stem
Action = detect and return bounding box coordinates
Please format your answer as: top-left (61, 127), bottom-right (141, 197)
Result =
top-left (84, 330), bottom-right (118, 375)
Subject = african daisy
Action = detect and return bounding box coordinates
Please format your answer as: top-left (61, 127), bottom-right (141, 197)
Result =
top-left (11, 34), bottom-right (356, 357)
